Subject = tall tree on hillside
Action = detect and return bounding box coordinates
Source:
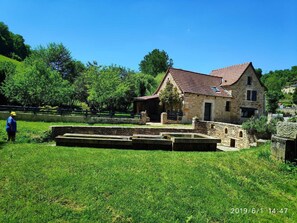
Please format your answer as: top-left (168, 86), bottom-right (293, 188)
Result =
top-left (139, 49), bottom-right (173, 77)
top-left (0, 21), bottom-right (30, 60)
top-left (27, 43), bottom-right (84, 82)
top-left (0, 22), bottom-right (13, 57)
top-left (261, 66), bottom-right (297, 93)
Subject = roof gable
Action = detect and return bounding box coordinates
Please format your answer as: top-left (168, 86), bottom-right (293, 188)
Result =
top-left (210, 62), bottom-right (251, 86)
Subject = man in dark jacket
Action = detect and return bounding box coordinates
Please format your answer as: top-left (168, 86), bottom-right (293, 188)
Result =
top-left (6, 112), bottom-right (17, 142)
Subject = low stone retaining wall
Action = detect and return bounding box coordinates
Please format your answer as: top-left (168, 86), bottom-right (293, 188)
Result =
top-left (51, 119), bottom-right (252, 149)
top-left (0, 111), bottom-right (144, 124)
top-left (51, 126), bottom-right (195, 139)
top-left (193, 119), bottom-right (251, 148)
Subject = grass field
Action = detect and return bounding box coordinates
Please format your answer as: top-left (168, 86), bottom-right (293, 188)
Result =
top-left (0, 121), bottom-right (296, 222)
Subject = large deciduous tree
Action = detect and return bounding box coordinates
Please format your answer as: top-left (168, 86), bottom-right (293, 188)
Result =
top-left (87, 65), bottom-right (134, 112)
top-left (0, 61), bottom-right (17, 104)
top-left (27, 43), bottom-right (84, 82)
top-left (139, 49), bottom-right (173, 77)
top-left (1, 60), bottom-right (73, 106)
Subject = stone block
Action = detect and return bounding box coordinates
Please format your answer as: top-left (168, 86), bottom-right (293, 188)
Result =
top-left (276, 122), bottom-right (297, 139)
top-left (271, 135), bottom-right (297, 162)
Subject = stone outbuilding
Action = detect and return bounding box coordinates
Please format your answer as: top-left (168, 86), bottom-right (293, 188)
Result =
top-left (134, 62), bottom-right (266, 123)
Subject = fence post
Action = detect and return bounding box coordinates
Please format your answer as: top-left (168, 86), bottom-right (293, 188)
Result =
top-left (140, 111), bottom-right (147, 124)
top-left (161, 112), bottom-right (167, 124)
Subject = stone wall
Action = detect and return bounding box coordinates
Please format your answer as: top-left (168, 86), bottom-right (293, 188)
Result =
top-left (183, 93), bottom-right (231, 123)
top-left (0, 111), bottom-right (143, 125)
top-left (192, 118), bottom-right (251, 148)
top-left (271, 122), bottom-right (297, 162)
top-left (51, 126), bottom-right (195, 139)
top-left (225, 65), bottom-right (266, 123)
top-left (51, 118), bottom-right (252, 149)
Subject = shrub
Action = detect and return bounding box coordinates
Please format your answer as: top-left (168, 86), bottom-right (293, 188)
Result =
top-left (242, 116), bottom-right (283, 138)
top-left (288, 116), bottom-right (297, 122)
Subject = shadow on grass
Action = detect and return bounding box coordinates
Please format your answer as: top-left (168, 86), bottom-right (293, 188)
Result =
top-left (0, 141), bottom-right (7, 149)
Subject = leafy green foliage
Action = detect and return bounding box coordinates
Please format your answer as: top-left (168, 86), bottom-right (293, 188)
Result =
top-left (1, 60), bottom-right (73, 106)
top-left (159, 81), bottom-right (181, 111)
top-left (261, 66), bottom-right (297, 93)
top-left (0, 60), bottom-right (18, 104)
top-left (27, 43), bottom-right (85, 82)
top-left (87, 65), bottom-right (130, 111)
top-left (87, 65), bottom-right (156, 111)
top-left (0, 21), bottom-right (31, 60)
top-left (139, 49), bottom-right (173, 77)
top-left (242, 116), bottom-right (282, 138)
top-left (265, 91), bottom-right (282, 113)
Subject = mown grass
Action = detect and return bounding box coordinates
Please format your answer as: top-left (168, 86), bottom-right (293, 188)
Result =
top-left (0, 121), bottom-right (296, 222)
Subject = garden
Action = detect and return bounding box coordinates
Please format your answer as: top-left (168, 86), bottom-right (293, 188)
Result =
top-left (0, 121), bottom-right (296, 222)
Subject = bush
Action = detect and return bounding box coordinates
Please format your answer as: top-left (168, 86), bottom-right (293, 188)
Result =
top-left (242, 116), bottom-right (283, 139)
top-left (288, 116), bottom-right (297, 122)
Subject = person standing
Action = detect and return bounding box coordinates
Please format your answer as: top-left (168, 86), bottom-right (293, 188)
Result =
top-left (6, 112), bottom-right (17, 142)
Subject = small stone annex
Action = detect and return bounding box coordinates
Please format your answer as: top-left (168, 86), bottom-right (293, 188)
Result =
top-left (134, 62), bottom-right (266, 124)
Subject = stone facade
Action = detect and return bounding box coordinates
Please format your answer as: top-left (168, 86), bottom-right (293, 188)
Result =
top-left (134, 63), bottom-right (266, 124)
top-left (223, 65), bottom-right (266, 123)
top-left (182, 93), bottom-right (231, 123)
top-left (156, 64), bottom-right (265, 124)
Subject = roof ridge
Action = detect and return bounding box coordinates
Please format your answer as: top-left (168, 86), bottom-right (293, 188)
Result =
top-left (211, 62), bottom-right (251, 72)
top-left (170, 67), bottom-right (222, 79)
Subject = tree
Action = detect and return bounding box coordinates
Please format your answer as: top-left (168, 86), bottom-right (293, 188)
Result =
top-left (255, 68), bottom-right (262, 78)
top-left (1, 60), bottom-right (73, 106)
top-left (0, 61), bottom-right (17, 104)
top-left (139, 49), bottom-right (173, 77)
top-left (266, 91), bottom-right (282, 113)
top-left (27, 43), bottom-right (83, 82)
top-left (0, 21), bottom-right (31, 60)
top-left (128, 73), bottom-right (156, 96)
top-left (87, 65), bottom-right (134, 112)
top-left (0, 22), bottom-right (13, 57)
top-left (159, 81), bottom-right (181, 111)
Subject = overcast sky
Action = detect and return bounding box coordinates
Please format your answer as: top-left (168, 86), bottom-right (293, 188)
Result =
top-left (1, 0), bottom-right (296, 73)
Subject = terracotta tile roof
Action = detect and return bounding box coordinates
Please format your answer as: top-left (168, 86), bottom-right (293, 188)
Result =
top-left (210, 62), bottom-right (251, 86)
top-left (167, 68), bottom-right (231, 98)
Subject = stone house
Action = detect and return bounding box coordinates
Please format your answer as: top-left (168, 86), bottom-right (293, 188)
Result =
top-left (134, 62), bottom-right (266, 123)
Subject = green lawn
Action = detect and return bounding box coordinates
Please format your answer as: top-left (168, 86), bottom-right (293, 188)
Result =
top-left (0, 121), bottom-right (296, 222)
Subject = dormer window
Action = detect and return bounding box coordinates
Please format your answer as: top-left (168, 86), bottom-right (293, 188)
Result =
top-left (211, 87), bottom-right (220, 93)
top-left (247, 76), bottom-right (252, 85)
